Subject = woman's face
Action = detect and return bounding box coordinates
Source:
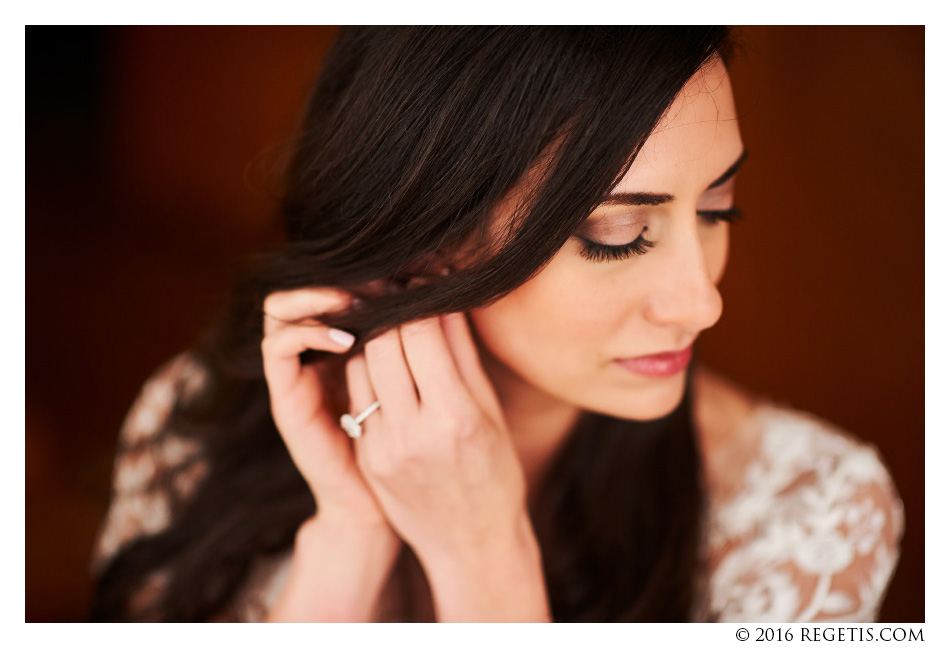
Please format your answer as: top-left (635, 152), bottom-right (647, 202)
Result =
top-left (468, 60), bottom-right (744, 421)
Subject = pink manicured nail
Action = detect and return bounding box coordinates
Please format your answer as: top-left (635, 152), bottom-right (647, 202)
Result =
top-left (328, 328), bottom-right (355, 349)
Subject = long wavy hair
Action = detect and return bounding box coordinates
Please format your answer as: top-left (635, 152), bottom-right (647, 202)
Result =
top-left (91, 26), bottom-right (731, 622)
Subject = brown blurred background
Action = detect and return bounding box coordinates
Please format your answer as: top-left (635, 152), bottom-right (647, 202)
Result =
top-left (26, 26), bottom-right (923, 621)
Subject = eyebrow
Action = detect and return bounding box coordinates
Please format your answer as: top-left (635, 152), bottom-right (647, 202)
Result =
top-left (599, 149), bottom-right (747, 207)
top-left (707, 149), bottom-right (748, 189)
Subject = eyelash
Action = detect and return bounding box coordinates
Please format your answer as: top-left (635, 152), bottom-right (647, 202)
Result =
top-left (578, 208), bottom-right (742, 263)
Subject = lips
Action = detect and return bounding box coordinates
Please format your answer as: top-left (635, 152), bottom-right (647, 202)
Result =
top-left (614, 345), bottom-right (693, 378)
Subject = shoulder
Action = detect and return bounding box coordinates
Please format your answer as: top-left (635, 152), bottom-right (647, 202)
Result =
top-left (91, 352), bottom-right (210, 573)
top-left (693, 368), bottom-right (904, 621)
top-left (692, 365), bottom-right (901, 511)
top-left (117, 353), bottom-right (209, 449)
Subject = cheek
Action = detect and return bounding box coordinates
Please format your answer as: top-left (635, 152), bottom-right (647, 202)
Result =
top-left (468, 255), bottom-right (623, 379)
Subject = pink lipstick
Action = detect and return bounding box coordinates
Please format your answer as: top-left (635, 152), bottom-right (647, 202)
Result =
top-left (614, 345), bottom-right (693, 378)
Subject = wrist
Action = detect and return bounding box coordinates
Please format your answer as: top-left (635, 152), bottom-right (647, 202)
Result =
top-left (267, 514), bottom-right (401, 622)
top-left (294, 512), bottom-right (401, 572)
top-left (304, 507), bottom-right (395, 542)
top-left (314, 498), bottom-right (392, 532)
top-left (418, 512), bottom-right (551, 622)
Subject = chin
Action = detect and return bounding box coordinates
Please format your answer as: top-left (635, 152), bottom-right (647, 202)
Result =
top-left (592, 374), bottom-right (689, 421)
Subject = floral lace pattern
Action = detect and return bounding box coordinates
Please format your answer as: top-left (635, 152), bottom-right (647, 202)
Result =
top-left (91, 354), bottom-right (208, 575)
top-left (703, 403), bottom-right (904, 621)
top-left (92, 355), bottom-right (904, 621)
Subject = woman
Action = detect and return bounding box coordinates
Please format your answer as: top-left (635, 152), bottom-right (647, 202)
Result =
top-left (89, 26), bottom-right (903, 622)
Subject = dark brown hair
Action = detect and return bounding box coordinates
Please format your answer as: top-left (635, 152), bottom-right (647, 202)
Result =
top-left (91, 26), bottom-right (730, 622)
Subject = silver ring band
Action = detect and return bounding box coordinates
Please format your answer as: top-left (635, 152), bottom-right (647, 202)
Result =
top-left (340, 400), bottom-right (381, 439)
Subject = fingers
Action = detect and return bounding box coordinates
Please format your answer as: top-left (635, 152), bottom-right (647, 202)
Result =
top-left (262, 322), bottom-right (354, 399)
top-left (363, 328), bottom-right (419, 420)
top-left (260, 288), bottom-right (362, 496)
top-left (263, 285), bottom-right (492, 440)
top-left (399, 316), bottom-right (469, 408)
top-left (440, 312), bottom-right (504, 423)
top-left (261, 286), bottom-right (357, 397)
top-left (345, 352), bottom-right (379, 429)
top-left (263, 286), bottom-right (352, 336)
top-left (440, 312), bottom-right (485, 387)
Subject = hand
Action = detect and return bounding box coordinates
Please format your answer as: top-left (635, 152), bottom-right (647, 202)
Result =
top-left (261, 287), bottom-right (390, 529)
top-left (346, 311), bottom-right (529, 560)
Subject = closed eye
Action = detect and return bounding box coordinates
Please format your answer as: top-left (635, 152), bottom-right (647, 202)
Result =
top-left (578, 207), bottom-right (742, 263)
top-left (577, 230), bottom-right (655, 262)
top-left (698, 207), bottom-right (742, 225)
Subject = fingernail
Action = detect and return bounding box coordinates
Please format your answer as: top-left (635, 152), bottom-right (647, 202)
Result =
top-left (328, 328), bottom-right (355, 349)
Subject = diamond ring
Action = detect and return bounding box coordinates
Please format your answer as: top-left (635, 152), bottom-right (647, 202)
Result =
top-left (339, 400), bottom-right (381, 439)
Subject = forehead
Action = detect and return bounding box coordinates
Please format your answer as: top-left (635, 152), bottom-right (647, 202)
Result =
top-left (613, 59), bottom-right (743, 194)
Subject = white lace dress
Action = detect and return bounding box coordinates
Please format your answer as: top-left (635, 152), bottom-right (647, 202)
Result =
top-left (91, 354), bottom-right (905, 622)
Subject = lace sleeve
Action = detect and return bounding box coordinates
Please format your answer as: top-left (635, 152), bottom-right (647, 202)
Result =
top-left (91, 353), bottom-right (209, 576)
top-left (706, 407), bottom-right (905, 622)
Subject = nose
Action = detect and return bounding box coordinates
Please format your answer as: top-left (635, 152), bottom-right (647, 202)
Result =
top-left (642, 220), bottom-right (723, 336)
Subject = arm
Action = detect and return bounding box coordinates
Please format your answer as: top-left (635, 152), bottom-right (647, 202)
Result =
top-left (266, 514), bottom-right (401, 622)
top-left (417, 511), bottom-right (551, 622)
top-left (96, 286), bottom-right (403, 622)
